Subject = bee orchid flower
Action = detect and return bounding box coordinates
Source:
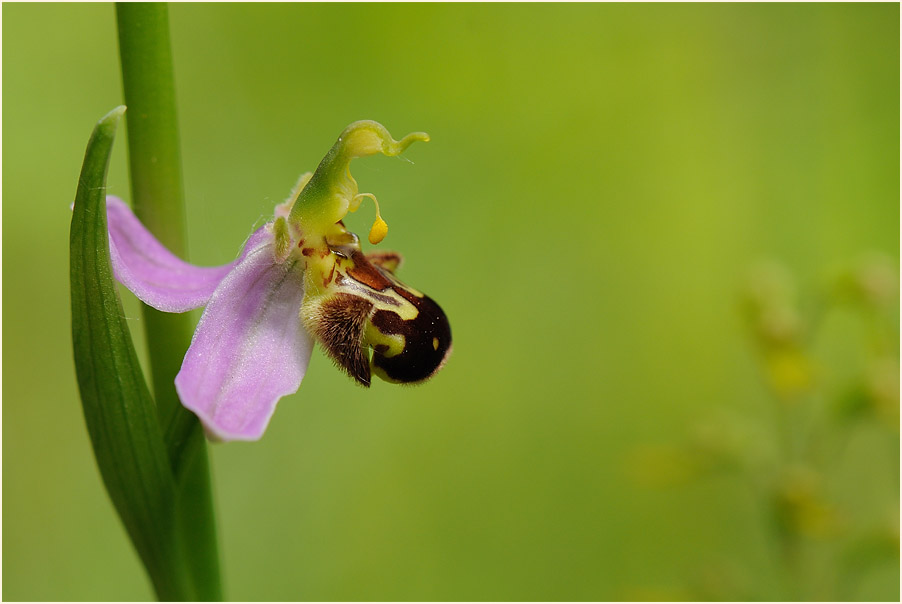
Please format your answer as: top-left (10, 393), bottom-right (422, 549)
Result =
top-left (105, 121), bottom-right (451, 442)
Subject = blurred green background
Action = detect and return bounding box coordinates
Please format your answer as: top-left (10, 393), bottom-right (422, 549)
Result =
top-left (3, 3), bottom-right (899, 601)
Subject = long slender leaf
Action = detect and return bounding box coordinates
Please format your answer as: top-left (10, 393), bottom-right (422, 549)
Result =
top-left (70, 106), bottom-right (194, 601)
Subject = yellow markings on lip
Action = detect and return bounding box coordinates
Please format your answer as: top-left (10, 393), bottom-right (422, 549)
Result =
top-left (432, 337), bottom-right (439, 351)
top-left (365, 323), bottom-right (405, 358)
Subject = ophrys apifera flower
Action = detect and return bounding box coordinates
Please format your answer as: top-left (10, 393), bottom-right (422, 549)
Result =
top-left (105, 121), bottom-right (451, 441)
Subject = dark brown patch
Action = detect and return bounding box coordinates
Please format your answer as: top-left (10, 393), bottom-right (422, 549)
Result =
top-left (301, 247), bottom-right (315, 257)
top-left (347, 251), bottom-right (392, 291)
top-left (309, 293), bottom-right (373, 386)
top-left (296, 238), bottom-right (305, 248)
top-left (370, 294), bottom-right (452, 384)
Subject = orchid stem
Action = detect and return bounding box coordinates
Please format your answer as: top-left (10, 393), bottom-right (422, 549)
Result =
top-left (116, 3), bottom-right (222, 600)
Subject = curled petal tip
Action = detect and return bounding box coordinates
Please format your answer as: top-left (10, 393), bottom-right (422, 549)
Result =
top-left (396, 131), bottom-right (430, 153)
top-left (407, 131), bottom-right (431, 143)
top-left (338, 120), bottom-right (429, 159)
top-left (289, 120), bottom-right (429, 229)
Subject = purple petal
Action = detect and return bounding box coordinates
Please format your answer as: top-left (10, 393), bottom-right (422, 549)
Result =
top-left (174, 234), bottom-right (312, 442)
top-left (107, 196), bottom-right (244, 312)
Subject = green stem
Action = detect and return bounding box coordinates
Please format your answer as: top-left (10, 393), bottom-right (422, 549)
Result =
top-left (116, 3), bottom-right (222, 600)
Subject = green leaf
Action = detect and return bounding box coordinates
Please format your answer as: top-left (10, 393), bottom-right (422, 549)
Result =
top-left (69, 106), bottom-right (193, 601)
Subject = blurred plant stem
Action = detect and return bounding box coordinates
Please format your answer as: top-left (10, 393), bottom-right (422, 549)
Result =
top-left (116, 3), bottom-right (222, 600)
top-left (631, 260), bottom-right (898, 599)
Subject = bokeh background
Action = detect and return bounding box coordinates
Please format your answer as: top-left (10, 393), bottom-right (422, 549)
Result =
top-left (3, 3), bottom-right (899, 601)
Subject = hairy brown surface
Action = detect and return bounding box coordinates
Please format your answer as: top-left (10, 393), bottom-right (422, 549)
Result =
top-left (307, 293), bottom-right (374, 386)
